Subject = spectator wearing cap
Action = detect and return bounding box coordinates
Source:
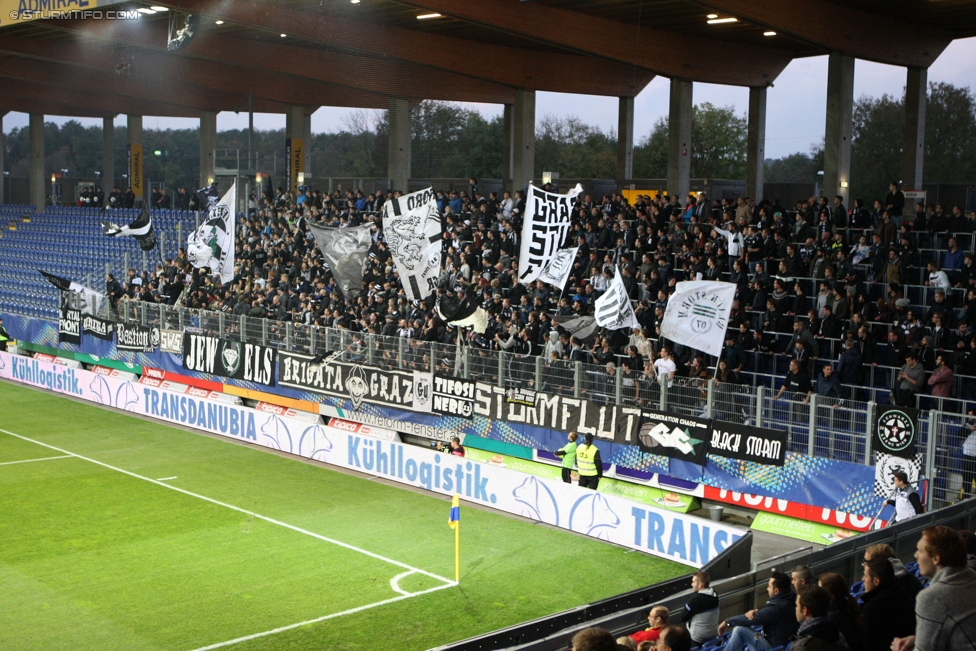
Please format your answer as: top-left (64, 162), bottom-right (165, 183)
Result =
top-left (892, 526), bottom-right (976, 651)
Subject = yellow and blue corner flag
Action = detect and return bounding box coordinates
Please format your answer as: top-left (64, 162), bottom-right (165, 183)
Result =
top-left (448, 494), bottom-right (460, 529)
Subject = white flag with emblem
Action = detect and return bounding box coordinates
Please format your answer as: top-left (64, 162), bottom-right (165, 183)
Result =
top-left (538, 246), bottom-right (578, 291)
top-left (660, 280), bottom-right (736, 358)
top-left (518, 183), bottom-right (583, 285)
top-left (593, 266), bottom-right (638, 330)
top-left (382, 187), bottom-right (442, 301)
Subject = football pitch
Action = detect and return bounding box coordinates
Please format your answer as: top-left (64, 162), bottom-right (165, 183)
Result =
top-left (0, 380), bottom-right (686, 651)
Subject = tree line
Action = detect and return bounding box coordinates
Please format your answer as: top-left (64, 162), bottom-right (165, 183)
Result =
top-left (3, 82), bottom-right (974, 196)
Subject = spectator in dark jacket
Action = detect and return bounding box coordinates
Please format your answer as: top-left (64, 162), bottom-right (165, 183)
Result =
top-left (790, 585), bottom-right (847, 651)
top-left (836, 339), bottom-right (862, 394)
top-left (719, 571), bottom-right (799, 650)
top-left (860, 557), bottom-right (916, 651)
top-left (818, 572), bottom-right (866, 650)
top-left (678, 571), bottom-right (720, 645)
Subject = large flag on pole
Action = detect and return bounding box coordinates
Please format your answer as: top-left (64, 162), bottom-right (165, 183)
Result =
top-left (660, 280), bottom-right (736, 358)
top-left (308, 222), bottom-right (373, 299)
top-left (187, 182), bottom-right (236, 284)
top-left (518, 183), bottom-right (583, 285)
top-left (381, 187), bottom-right (442, 301)
top-left (39, 270), bottom-right (106, 315)
top-left (594, 266), bottom-right (639, 330)
top-left (538, 246), bottom-right (578, 291)
top-left (101, 206), bottom-right (156, 251)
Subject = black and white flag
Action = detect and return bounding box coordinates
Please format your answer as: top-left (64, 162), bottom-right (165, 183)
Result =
top-left (308, 222), bottom-right (372, 299)
top-left (436, 288), bottom-right (488, 333)
top-left (101, 206), bottom-right (156, 251)
top-left (382, 187), bottom-right (442, 301)
top-left (518, 183), bottom-right (583, 285)
top-left (187, 182), bottom-right (236, 284)
top-left (660, 280), bottom-right (736, 358)
top-left (538, 246), bottom-right (578, 291)
top-left (40, 270), bottom-right (106, 316)
top-left (594, 266), bottom-right (638, 330)
top-left (551, 314), bottom-right (598, 343)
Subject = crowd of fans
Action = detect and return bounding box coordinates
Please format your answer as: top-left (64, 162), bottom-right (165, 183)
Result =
top-left (107, 180), bottom-right (976, 415)
top-left (563, 527), bottom-right (976, 651)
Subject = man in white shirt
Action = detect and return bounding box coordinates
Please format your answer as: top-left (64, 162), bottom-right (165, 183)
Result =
top-left (654, 348), bottom-right (677, 388)
top-left (926, 262), bottom-right (951, 290)
top-left (499, 191), bottom-right (514, 219)
top-left (713, 221), bottom-right (743, 271)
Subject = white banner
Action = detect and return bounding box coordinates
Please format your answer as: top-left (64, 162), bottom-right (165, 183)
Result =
top-left (188, 183), bottom-right (236, 285)
top-left (0, 351), bottom-right (743, 567)
top-left (660, 280), bottom-right (737, 358)
top-left (594, 266), bottom-right (639, 330)
top-left (539, 246), bottom-right (578, 291)
top-left (518, 183), bottom-right (583, 285)
top-left (382, 187), bottom-right (442, 301)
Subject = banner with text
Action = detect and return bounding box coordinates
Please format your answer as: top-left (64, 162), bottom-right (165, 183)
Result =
top-left (708, 421), bottom-right (786, 466)
top-left (182, 333), bottom-right (277, 386)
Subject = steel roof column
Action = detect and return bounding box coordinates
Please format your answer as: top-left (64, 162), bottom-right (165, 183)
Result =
top-left (387, 98), bottom-right (411, 194)
top-left (617, 96), bottom-right (634, 191)
top-left (127, 114), bottom-right (143, 207)
top-left (823, 53), bottom-right (854, 204)
top-left (746, 86), bottom-right (767, 203)
top-left (102, 117), bottom-right (115, 194)
top-left (512, 89), bottom-right (535, 193)
top-left (902, 67), bottom-right (927, 193)
top-left (667, 78), bottom-right (693, 201)
top-left (29, 113), bottom-right (45, 213)
top-left (199, 110), bottom-right (217, 189)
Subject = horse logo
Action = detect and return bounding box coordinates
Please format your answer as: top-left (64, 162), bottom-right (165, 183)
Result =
top-left (512, 476), bottom-right (559, 525)
top-left (259, 415), bottom-right (293, 452)
top-left (569, 493), bottom-right (620, 540)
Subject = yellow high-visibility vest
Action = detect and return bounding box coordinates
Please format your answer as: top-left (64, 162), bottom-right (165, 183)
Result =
top-left (576, 443), bottom-right (598, 476)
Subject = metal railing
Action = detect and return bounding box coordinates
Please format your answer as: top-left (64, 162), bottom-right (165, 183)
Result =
top-left (107, 300), bottom-right (976, 512)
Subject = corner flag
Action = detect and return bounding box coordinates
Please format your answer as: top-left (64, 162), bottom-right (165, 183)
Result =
top-left (449, 494), bottom-right (460, 582)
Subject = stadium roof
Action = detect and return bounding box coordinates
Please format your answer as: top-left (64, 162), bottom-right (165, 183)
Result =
top-left (0, 0), bottom-right (974, 118)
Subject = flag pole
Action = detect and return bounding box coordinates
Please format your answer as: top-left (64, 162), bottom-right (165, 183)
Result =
top-left (454, 517), bottom-right (460, 583)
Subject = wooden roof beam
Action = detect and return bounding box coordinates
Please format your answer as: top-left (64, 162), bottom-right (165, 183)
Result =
top-left (392, 0), bottom-right (791, 87)
top-left (0, 33), bottom-right (391, 110)
top-left (690, 0), bottom-right (951, 68)
top-left (158, 0), bottom-right (655, 97)
top-left (49, 19), bottom-right (516, 104)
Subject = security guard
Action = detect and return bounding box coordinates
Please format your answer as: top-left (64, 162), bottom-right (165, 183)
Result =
top-left (0, 316), bottom-right (10, 352)
top-left (575, 433), bottom-right (603, 490)
top-left (886, 470), bottom-right (923, 523)
top-left (554, 431), bottom-right (578, 484)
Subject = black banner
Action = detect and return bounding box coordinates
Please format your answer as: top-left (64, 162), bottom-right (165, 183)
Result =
top-left (182, 333), bottom-right (276, 386)
top-left (433, 375), bottom-right (475, 418)
top-left (873, 406), bottom-right (918, 457)
top-left (58, 307), bottom-right (81, 345)
top-left (709, 420), bottom-right (787, 466)
top-left (278, 351), bottom-right (419, 411)
top-left (81, 314), bottom-right (114, 341)
top-left (474, 382), bottom-right (642, 444)
top-left (115, 323), bottom-right (159, 353)
top-left (636, 410), bottom-right (710, 465)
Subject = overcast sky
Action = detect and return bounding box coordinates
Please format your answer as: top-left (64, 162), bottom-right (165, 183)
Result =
top-left (3, 37), bottom-right (974, 161)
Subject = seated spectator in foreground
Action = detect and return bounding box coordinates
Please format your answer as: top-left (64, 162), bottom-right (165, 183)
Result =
top-left (860, 557), bottom-right (916, 651)
top-left (656, 625), bottom-right (692, 651)
top-left (615, 636), bottom-right (637, 651)
top-left (677, 571), bottom-right (720, 645)
top-left (790, 585), bottom-right (847, 651)
top-left (570, 627), bottom-right (617, 651)
top-left (892, 526), bottom-right (976, 651)
top-left (818, 572), bottom-right (866, 649)
top-left (863, 543), bottom-right (923, 599)
top-left (719, 570), bottom-right (798, 650)
top-left (629, 605), bottom-right (668, 643)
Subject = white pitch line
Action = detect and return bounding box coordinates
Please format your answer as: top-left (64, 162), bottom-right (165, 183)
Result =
top-left (0, 428), bottom-right (458, 589)
top-left (389, 570), bottom-right (418, 597)
top-left (0, 454), bottom-right (72, 467)
top-left (156, 476), bottom-right (178, 481)
top-left (186, 582), bottom-right (454, 651)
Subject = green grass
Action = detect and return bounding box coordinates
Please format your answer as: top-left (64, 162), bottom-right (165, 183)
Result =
top-left (0, 380), bottom-right (685, 651)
